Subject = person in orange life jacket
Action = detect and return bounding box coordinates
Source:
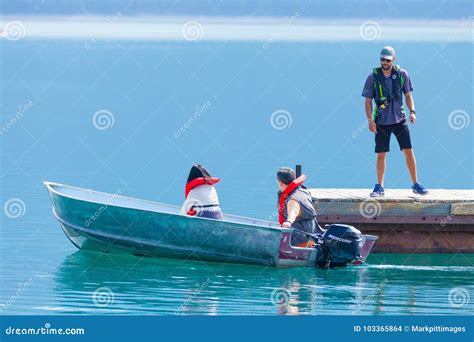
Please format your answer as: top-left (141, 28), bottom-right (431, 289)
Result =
top-left (180, 164), bottom-right (223, 220)
top-left (277, 167), bottom-right (324, 247)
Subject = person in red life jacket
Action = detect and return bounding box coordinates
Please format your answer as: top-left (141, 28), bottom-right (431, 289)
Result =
top-left (277, 167), bottom-right (324, 247)
top-left (180, 164), bottom-right (223, 220)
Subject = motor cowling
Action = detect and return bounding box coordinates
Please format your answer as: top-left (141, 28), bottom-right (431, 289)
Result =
top-left (316, 224), bottom-right (363, 268)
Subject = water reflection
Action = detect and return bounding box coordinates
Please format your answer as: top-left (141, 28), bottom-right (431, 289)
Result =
top-left (50, 252), bottom-right (474, 315)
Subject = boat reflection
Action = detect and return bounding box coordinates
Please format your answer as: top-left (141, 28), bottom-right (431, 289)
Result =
top-left (52, 252), bottom-right (474, 315)
top-left (52, 251), bottom-right (363, 315)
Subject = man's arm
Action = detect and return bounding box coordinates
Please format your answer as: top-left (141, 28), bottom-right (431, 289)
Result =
top-left (404, 92), bottom-right (416, 123)
top-left (362, 74), bottom-right (377, 133)
top-left (365, 97), bottom-right (377, 133)
top-left (281, 199), bottom-right (300, 227)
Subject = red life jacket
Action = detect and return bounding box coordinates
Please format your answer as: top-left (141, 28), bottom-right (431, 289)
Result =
top-left (278, 175), bottom-right (306, 224)
top-left (184, 177), bottom-right (220, 216)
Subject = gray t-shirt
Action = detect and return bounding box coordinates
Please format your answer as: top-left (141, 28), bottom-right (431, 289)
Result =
top-left (362, 68), bottom-right (413, 125)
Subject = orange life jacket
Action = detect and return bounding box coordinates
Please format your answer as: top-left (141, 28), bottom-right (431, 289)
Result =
top-left (278, 175), bottom-right (306, 225)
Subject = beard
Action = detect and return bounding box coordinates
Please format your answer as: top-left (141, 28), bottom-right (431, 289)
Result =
top-left (381, 63), bottom-right (391, 70)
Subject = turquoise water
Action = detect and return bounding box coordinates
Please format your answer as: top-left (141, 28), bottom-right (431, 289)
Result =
top-left (1, 27), bottom-right (473, 315)
top-left (2, 250), bottom-right (474, 315)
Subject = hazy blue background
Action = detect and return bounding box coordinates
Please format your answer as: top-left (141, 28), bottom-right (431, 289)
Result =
top-left (2, 40), bottom-right (471, 218)
top-left (1, 0), bottom-right (471, 18)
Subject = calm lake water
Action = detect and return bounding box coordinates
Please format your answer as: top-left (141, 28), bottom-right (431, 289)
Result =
top-left (1, 17), bottom-right (473, 315)
top-left (1, 249), bottom-right (474, 315)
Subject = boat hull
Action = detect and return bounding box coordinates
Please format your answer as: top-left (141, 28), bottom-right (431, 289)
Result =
top-left (45, 182), bottom-right (376, 268)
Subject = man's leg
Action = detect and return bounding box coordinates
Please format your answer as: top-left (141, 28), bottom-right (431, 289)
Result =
top-left (374, 124), bottom-right (390, 187)
top-left (376, 152), bottom-right (387, 186)
top-left (403, 148), bottom-right (417, 184)
top-left (393, 122), bottom-right (417, 184)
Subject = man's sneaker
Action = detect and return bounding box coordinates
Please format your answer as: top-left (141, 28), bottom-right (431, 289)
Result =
top-left (370, 184), bottom-right (385, 197)
top-left (412, 182), bottom-right (428, 195)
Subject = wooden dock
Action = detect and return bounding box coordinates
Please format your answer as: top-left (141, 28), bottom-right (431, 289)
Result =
top-left (310, 188), bottom-right (474, 254)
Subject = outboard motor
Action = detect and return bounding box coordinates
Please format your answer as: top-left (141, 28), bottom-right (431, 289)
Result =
top-left (316, 224), bottom-right (363, 268)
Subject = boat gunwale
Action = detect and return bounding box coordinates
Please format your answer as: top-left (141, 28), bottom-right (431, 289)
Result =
top-left (44, 181), bottom-right (290, 233)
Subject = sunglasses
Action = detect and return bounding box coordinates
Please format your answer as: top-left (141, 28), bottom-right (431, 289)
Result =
top-left (380, 58), bottom-right (392, 63)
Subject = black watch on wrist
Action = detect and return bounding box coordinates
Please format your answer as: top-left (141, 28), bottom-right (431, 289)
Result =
top-left (410, 110), bottom-right (416, 114)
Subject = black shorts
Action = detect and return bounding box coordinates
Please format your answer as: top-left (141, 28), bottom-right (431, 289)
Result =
top-left (375, 121), bottom-right (412, 153)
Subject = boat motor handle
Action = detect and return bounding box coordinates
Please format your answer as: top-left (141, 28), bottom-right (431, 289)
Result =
top-left (291, 228), bottom-right (323, 244)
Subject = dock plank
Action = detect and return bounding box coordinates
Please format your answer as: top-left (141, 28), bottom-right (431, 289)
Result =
top-left (451, 202), bottom-right (474, 216)
top-left (310, 188), bottom-right (474, 203)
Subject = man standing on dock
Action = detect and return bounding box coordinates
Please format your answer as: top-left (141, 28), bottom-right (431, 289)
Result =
top-left (362, 46), bottom-right (428, 197)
